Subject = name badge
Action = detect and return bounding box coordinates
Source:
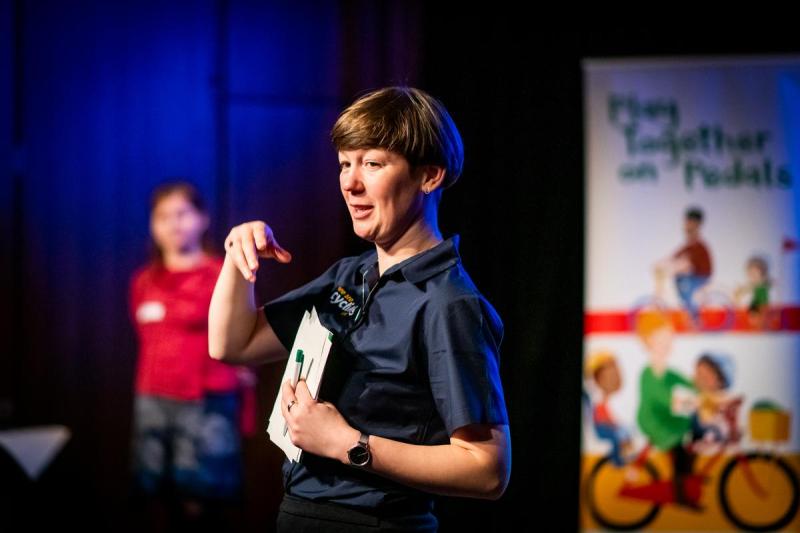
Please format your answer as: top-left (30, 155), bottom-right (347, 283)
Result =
top-left (136, 301), bottom-right (166, 323)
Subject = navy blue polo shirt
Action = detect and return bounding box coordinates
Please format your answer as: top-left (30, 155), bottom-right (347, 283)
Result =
top-left (262, 233), bottom-right (509, 513)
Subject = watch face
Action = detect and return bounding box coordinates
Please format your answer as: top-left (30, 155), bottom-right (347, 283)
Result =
top-left (348, 445), bottom-right (370, 466)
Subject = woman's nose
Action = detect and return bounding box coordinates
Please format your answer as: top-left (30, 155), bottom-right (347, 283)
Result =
top-left (340, 167), bottom-right (363, 192)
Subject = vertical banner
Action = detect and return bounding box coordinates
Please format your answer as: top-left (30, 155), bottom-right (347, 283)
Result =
top-left (581, 56), bottom-right (800, 531)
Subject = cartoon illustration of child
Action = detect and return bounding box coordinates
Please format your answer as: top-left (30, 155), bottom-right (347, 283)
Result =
top-left (585, 350), bottom-right (633, 466)
top-left (734, 255), bottom-right (772, 329)
top-left (654, 206), bottom-right (713, 327)
top-left (635, 309), bottom-right (701, 510)
top-left (691, 352), bottom-right (741, 449)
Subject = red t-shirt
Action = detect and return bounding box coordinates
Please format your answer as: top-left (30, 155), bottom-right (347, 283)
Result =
top-left (593, 401), bottom-right (615, 426)
top-left (673, 239), bottom-right (712, 277)
top-left (129, 254), bottom-right (239, 400)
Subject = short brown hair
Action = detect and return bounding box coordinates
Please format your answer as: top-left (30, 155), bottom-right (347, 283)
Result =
top-left (747, 255), bottom-right (769, 278)
top-left (330, 86), bottom-right (464, 190)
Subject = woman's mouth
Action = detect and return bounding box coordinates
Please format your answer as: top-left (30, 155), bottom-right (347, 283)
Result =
top-left (351, 205), bottom-right (373, 219)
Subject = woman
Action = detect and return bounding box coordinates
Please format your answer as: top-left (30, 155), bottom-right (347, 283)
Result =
top-left (129, 181), bottom-right (256, 530)
top-left (209, 87), bottom-right (511, 532)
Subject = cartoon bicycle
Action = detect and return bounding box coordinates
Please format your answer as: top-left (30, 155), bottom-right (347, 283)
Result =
top-left (644, 248), bottom-right (789, 332)
top-left (629, 262), bottom-right (736, 332)
top-left (584, 398), bottom-right (799, 531)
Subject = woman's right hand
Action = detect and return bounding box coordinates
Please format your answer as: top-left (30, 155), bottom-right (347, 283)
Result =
top-left (224, 221), bottom-right (292, 282)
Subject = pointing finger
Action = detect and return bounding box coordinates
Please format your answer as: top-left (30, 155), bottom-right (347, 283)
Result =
top-left (270, 238), bottom-right (292, 263)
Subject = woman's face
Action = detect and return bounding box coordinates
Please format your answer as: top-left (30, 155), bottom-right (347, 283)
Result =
top-left (338, 147), bottom-right (425, 247)
top-left (150, 192), bottom-right (209, 255)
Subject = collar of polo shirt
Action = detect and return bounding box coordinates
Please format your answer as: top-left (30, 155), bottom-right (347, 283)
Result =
top-left (356, 233), bottom-right (462, 285)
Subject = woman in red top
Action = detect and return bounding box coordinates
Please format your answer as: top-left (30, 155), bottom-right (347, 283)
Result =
top-left (128, 181), bottom-right (256, 531)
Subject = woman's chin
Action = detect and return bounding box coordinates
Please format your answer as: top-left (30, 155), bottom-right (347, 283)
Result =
top-left (351, 224), bottom-right (378, 243)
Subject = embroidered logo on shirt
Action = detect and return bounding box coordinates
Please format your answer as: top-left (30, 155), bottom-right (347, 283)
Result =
top-left (329, 286), bottom-right (360, 317)
top-left (136, 301), bottom-right (166, 323)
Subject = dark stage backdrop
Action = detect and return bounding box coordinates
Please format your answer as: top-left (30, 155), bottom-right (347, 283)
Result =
top-left (2, 2), bottom-right (798, 531)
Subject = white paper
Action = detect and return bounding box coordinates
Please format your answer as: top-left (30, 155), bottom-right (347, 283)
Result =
top-left (266, 306), bottom-right (334, 462)
top-left (670, 384), bottom-right (698, 416)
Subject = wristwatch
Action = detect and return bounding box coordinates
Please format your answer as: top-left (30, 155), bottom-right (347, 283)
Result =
top-left (347, 431), bottom-right (371, 467)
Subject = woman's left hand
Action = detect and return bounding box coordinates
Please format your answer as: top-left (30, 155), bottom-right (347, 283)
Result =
top-left (281, 379), bottom-right (357, 463)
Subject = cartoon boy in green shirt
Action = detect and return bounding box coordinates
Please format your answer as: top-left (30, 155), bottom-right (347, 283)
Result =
top-left (635, 309), bottom-right (700, 510)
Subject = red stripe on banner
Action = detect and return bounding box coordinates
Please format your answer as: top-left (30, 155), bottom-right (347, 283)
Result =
top-left (584, 306), bottom-right (800, 334)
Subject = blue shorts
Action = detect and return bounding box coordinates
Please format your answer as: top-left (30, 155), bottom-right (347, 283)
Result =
top-left (130, 391), bottom-right (243, 502)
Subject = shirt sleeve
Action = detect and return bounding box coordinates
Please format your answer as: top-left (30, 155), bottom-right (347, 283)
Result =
top-left (424, 295), bottom-right (510, 436)
top-left (262, 258), bottom-right (346, 351)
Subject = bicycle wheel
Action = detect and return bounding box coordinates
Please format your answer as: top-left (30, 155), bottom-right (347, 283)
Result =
top-left (584, 455), bottom-right (661, 530)
top-left (696, 289), bottom-right (735, 331)
top-left (719, 452), bottom-right (799, 531)
top-left (760, 305), bottom-right (784, 331)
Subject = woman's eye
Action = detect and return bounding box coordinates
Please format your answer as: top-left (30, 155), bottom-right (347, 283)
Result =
top-left (365, 161), bottom-right (381, 168)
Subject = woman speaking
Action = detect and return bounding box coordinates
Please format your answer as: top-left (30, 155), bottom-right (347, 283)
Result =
top-left (208, 86), bottom-right (511, 532)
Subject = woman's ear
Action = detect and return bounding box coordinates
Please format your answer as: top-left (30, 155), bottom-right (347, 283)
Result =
top-left (418, 165), bottom-right (447, 193)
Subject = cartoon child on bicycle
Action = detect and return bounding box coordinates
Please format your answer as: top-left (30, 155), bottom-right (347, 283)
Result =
top-left (733, 254), bottom-right (773, 329)
top-left (586, 334), bottom-right (797, 530)
top-left (690, 352), bottom-right (741, 449)
top-left (634, 309), bottom-right (701, 510)
top-left (585, 350), bottom-right (634, 467)
top-left (653, 206), bottom-right (713, 327)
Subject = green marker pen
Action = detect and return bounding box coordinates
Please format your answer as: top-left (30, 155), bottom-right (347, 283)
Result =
top-left (291, 349), bottom-right (305, 386)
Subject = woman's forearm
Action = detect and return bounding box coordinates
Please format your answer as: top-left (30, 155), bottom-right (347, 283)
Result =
top-left (337, 427), bottom-right (507, 500)
top-left (208, 253), bottom-right (258, 361)
top-left (282, 381), bottom-right (510, 501)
